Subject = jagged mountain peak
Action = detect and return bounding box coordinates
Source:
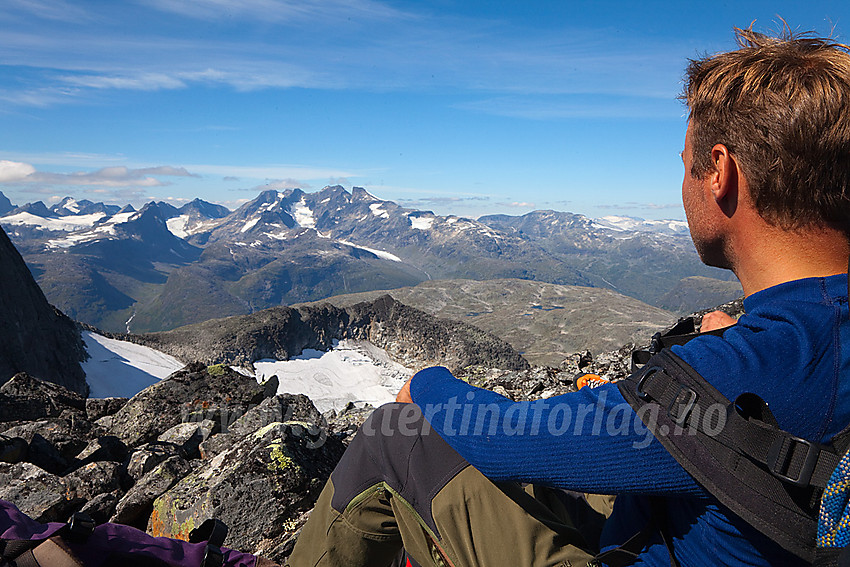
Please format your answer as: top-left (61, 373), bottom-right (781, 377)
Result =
top-left (351, 186), bottom-right (379, 202)
top-left (49, 197), bottom-right (122, 218)
top-left (10, 201), bottom-right (51, 218)
top-left (150, 201), bottom-right (181, 219)
top-left (179, 198), bottom-right (230, 219)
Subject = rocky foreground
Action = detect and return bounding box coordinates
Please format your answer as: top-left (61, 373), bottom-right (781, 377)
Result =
top-left (0, 298), bottom-right (745, 564)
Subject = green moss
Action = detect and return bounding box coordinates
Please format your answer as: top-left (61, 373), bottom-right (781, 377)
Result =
top-left (206, 364), bottom-right (227, 376)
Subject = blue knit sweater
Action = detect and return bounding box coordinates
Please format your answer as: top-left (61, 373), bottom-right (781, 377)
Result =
top-left (410, 275), bottom-right (850, 566)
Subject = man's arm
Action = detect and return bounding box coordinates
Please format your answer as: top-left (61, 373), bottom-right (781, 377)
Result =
top-left (409, 366), bottom-right (704, 496)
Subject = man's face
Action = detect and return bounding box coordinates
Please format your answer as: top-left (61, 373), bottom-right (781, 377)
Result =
top-left (682, 122), bottom-right (730, 269)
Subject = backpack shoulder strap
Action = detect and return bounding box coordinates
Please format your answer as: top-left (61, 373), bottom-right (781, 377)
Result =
top-left (618, 349), bottom-right (839, 562)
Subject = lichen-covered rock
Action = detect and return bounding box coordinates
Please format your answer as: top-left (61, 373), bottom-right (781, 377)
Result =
top-left (149, 420), bottom-right (344, 557)
top-left (111, 455), bottom-right (192, 528)
top-left (227, 394), bottom-right (324, 438)
top-left (107, 362), bottom-right (269, 446)
top-left (0, 462), bottom-right (82, 522)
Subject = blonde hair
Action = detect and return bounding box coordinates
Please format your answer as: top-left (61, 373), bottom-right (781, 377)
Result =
top-left (683, 25), bottom-right (850, 229)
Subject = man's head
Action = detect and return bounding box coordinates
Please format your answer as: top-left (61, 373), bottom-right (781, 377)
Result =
top-left (683, 26), bottom-right (850, 231)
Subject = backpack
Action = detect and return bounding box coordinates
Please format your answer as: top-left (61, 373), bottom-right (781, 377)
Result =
top-left (606, 316), bottom-right (850, 566)
top-left (0, 499), bottom-right (273, 567)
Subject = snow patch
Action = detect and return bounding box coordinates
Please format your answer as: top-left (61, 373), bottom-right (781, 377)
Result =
top-left (1, 212), bottom-right (107, 231)
top-left (592, 215), bottom-right (689, 235)
top-left (82, 331), bottom-right (185, 398)
top-left (241, 217), bottom-right (260, 233)
top-left (339, 239), bottom-right (402, 262)
top-left (410, 216), bottom-right (434, 230)
top-left (369, 203), bottom-right (389, 219)
top-left (253, 340), bottom-right (412, 412)
top-left (289, 197), bottom-right (316, 229)
top-left (166, 215), bottom-right (190, 238)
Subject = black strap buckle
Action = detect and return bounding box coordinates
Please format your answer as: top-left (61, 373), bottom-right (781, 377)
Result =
top-left (668, 386), bottom-right (698, 426)
top-left (767, 434), bottom-right (819, 486)
top-left (635, 366), bottom-right (662, 401)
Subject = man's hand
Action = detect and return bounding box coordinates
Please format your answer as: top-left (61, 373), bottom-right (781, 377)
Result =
top-left (395, 376), bottom-right (413, 403)
top-left (701, 310), bottom-right (737, 332)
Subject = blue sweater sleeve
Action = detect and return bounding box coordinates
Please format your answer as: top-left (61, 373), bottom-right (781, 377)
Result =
top-left (410, 366), bottom-right (703, 495)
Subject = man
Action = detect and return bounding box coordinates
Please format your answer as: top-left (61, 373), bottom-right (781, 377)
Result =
top-left (288, 27), bottom-right (850, 566)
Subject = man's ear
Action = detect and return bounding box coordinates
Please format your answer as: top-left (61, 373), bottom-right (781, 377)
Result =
top-left (710, 143), bottom-right (737, 203)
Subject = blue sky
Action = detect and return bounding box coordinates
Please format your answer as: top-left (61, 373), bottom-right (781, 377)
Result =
top-left (1, 1), bottom-right (849, 220)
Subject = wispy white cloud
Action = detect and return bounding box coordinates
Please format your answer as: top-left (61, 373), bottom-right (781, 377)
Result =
top-left (0, 162), bottom-right (200, 188)
top-left (496, 201), bottom-right (535, 208)
top-left (186, 163), bottom-right (355, 180)
top-left (59, 73), bottom-right (186, 91)
top-left (3, 0), bottom-right (92, 23)
top-left (139, 0), bottom-right (411, 24)
top-left (248, 178), bottom-right (311, 191)
top-left (0, 2), bottom-right (688, 106)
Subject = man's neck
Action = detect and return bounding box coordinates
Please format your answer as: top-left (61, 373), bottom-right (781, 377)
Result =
top-left (730, 223), bottom-right (850, 297)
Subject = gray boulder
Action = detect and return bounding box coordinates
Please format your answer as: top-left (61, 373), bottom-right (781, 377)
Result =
top-left (0, 462), bottom-right (82, 522)
top-left (73, 435), bottom-right (128, 468)
top-left (123, 442), bottom-right (183, 487)
top-left (227, 394), bottom-right (324, 437)
top-left (157, 419), bottom-right (218, 459)
top-left (85, 397), bottom-right (128, 422)
top-left (62, 461), bottom-right (122, 501)
top-left (0, 372), bottom-right (86, 422)
top-left (107, 362), bottom-right (269, 446)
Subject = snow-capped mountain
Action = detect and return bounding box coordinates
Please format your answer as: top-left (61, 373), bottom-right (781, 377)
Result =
top-left (591, 215), bottom-right (690, 236)
top-left (50, 197), bottom-right (122, 217)
top-left (0, 187), bottom-right (732, 334)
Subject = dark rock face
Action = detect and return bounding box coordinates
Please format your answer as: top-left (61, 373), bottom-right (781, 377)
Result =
top-left (0, 225), bottom-right (87, 395)
top-left (130, 295), bottom-right (529, 373)
top-left (341, 295), bottom-right (530, 372)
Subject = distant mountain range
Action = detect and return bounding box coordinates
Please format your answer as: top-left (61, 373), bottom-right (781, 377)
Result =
top-left (0, 186), bottom-right (738, 333)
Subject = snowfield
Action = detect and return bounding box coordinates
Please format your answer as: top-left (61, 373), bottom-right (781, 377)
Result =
top-left (253, 340), bottom-right (412, 413)
top-left (82, 332), bottom-right (411, 412)
top-left (82, 331), bottom-right (185, 398)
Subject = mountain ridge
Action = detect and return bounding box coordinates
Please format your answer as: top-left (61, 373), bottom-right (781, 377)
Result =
top-left (0, 187), bottom-right (734, 333)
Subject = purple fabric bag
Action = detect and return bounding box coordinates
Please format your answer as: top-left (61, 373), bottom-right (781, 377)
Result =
top-left (0, 499), bottom-right (258, 567)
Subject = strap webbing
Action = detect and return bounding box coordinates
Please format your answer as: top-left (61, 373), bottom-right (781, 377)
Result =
top-left (619, 349), bottom-right (833, 561)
